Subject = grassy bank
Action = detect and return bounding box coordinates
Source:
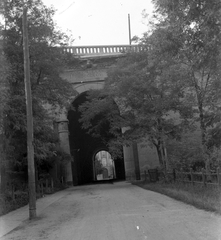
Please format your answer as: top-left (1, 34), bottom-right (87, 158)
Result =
top-left (134, 181), bottom-right (221, 214)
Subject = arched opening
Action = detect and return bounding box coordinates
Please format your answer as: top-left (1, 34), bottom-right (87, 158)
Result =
top-left (67, 91), bottom-right (125, 185)
top-left (93, 150), bottom-right (116, 181)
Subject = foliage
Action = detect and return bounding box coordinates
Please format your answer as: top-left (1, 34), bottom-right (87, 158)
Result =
top-left (0, 190), bottom-right (29, 216)
top-left (166, 132), bottom-right (204, 171)
top-left (79, 50), bottom-right (191, 168)
top-left (0, 53), bottom-right (9, 133)
top-left (148, 0), bottom-right (221, 172)
top-left (79, 0), bottom-right (221, 172)
top-left (79, 90), bottom-right (124, 158)
top-left (1, 0), bottom-right (76, 175)
top-left (0, 36), bottom-right (10, 191)
top-left (3, 0), bottom-right (76, 107)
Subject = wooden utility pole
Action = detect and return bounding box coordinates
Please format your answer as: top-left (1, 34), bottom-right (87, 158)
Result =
top-left (22, 6), bottom-right (36, 219)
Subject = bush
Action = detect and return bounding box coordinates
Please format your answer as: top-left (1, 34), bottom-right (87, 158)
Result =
top-left (166, 134), bottom-right (204, 171)
top-left (0, 191), bottom-right (29, 216)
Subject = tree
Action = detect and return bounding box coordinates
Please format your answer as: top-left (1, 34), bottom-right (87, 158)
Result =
top-left (1, 0), bottom-right (76, 178)
top-left (0, 40), bottom-right (10, 193)
top-left (148, 0), bottom-right (221, 174)
top-left (79, 90), bottom-right (123, 159)
top-left (3, 0), bottom-right (75, 107)
top-left (79, 0), bottom-right (221, 173)
top-left (79, 50), bottom-right (191, 170)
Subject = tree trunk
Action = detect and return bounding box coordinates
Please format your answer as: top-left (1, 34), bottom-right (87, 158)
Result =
top-left (198, 96), bottom-right (211, 181)
top-left (0, 134), bottom-right (7, 194)
top-left (0, 162), bottom-right (6, 194)
top-left (162, 140), bottom-right (169, 172)
top-left (132, 142), bottom-right (140, 180)
top-left (155, 143), bottom-right (164, 167)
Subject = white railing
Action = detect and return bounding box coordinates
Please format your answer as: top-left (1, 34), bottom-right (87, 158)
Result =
top-left (61, 45), bottom-right (147, 56)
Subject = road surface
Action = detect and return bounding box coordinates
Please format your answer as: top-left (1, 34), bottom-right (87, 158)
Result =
top-left (1, 181), bottom-right (221, 240)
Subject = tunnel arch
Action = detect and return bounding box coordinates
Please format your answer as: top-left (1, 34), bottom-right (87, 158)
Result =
top-left (92, 147), bottom-right (109, 181)
top-left (92, 148), bottom-right (116, 181)
top-left (67, 91), bottom-right (125, 185)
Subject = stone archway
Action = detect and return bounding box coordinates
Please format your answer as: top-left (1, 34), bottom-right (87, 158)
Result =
top-left (56, 64), bottom-right (160, 185)
top-left (67, 91), bottom-right (125, 185)
top-left (93, 149), bottom-right (116, 181)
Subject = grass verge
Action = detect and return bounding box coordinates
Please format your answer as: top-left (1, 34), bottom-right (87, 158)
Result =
top-left (133, 181), bottom-right (221, 214)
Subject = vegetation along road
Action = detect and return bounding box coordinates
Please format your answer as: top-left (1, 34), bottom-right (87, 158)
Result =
top-left (1, 182), bottom-right (221, 240)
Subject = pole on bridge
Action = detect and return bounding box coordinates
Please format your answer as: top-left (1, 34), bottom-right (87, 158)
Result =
top-left (128, 14), bottom-right (132, 45)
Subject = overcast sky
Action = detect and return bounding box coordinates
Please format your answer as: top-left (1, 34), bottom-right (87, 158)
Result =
top-left (42, 0), bottom-right (154, 46)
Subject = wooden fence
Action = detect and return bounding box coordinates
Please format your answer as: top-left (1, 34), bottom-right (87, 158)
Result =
top-left (36, 178), bottom-right (55, 197)
top-left (142, 167), bottom-right (221, 188)
top-left (6, 177), bottom-right (56, 200)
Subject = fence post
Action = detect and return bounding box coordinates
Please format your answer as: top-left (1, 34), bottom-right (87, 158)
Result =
top-left (181, 168), bottom-right (184, 183)
top-left (144, 170), bottom-right (147, 182)
top-left (217, 167), bottom-right (220, 188)
top-left (51, 178), bottom-right (53, 192)
top-left (11, 182), bottom-right (15, 200)
top-left (41, 182), bottom-right (44, 196)
top-left (46, 179), bottom-right (48, 193)
top-left (173, 169), bottom-right (176, 182)
top-left (61, 176), bottom-right (63, 184)
top-left (190, 168), bottom-right (194, 185)
top-left (37, 183), bottom-right (40, 196)
top-left (202, 168), bottom-right (206, 187)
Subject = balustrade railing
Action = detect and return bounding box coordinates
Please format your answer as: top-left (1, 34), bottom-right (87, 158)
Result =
top-left (61, 45), bottom-right (146, 57)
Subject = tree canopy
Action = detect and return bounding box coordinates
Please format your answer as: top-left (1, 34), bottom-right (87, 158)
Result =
top-left (149, 0), bottom-right (221, 171)
top-left (1, 0), bottom-right (76, 175)
top-left (79, 0), bottom-right (221, 171)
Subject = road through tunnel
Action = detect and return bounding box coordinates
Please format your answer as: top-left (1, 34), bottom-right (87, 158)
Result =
top-left (67, 92), bottom-right (125, 185)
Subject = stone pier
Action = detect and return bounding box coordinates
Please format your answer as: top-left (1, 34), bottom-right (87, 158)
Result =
top-left (57, 119), bottom-right (73, 186)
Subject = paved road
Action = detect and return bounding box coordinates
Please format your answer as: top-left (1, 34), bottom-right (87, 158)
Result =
top-left (1, 182), bottom-right (221, 240)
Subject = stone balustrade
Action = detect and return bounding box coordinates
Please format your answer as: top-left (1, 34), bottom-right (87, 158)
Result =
top-left (61, 45), bottom-right (147, 57)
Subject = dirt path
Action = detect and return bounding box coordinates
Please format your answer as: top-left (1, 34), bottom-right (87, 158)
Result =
top-left (1, 182), bottom-right (221, 240)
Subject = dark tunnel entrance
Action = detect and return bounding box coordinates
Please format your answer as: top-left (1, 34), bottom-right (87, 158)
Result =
top-left (67, 92), bottom-right (125, 185)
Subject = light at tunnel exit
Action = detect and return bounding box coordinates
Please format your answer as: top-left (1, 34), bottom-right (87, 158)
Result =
top-left (94, 150), bottom-right (116, 181)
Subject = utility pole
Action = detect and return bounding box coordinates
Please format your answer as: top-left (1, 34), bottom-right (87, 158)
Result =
top-left (22, 5), bottom-right (37, 219)
top-left (128, 14), bottom-right (132, 45)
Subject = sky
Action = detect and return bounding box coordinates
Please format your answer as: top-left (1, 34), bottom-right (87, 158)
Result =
top-left (42, 0), bottom-right (154, 46)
